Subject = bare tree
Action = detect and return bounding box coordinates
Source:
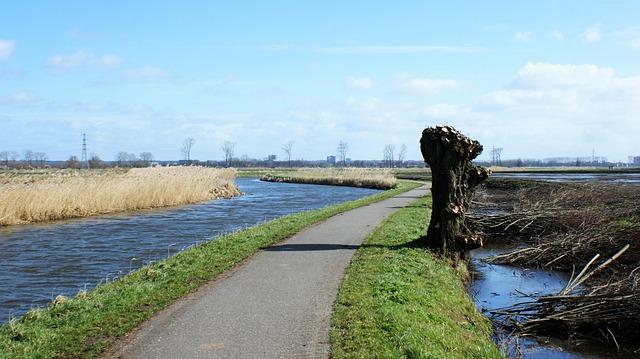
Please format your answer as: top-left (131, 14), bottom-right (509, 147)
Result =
top-left (9, 151), bottom-right (19, 166)
top-left (116, 151), bottom-right (135, 167)
top-left (282, 141), bottom-right (294, 167)
top-left (221, 141), bottom-right (235, 167)
top-left (140, 152), bottom-right (154, 167)
top-left (88, 153), bottom-right (103, 169)
top-left (181, 137), bottom-right (195, 162)
top-left (23, 150), bottom-right (34, 166)
top-left (383, 144), bottom-right (395, 168)
top-left (397, 144), bottom-right (407, 167)
top-left (337, 140), bottom-right (349, 166)
top-left (66, 155), bottom-right (80, 169)
top-left (0, 151), bottom-right (8, 168)
top-left (34, 152), bottom-right (47, 168)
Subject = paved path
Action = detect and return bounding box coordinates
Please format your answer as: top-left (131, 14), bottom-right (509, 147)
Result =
top-left (109, 185), bottom-right (428, 359)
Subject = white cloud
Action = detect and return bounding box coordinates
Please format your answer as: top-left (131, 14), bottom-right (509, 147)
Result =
top-left (614, 27), bottom-right (640, 50)
top-left (582, 23), bottom-right (602, 43)
top-left (47, 51), bottom-right (123, 72)
top-left (262, 44), bottom-right (489, 54)
top-left (397, 74), bottom-right (457, 94)
top-left (346, 76), bottom-right (373, 90)
top-left (124, 66), bottom-right (171, 79)
top-left (551, 30), bottom-right (565, 41)
top-left (514, 32), bottom-right (533, 42)
top-left (0, 92), bottom-right (36, 105)
top-left (0, 39), bottom-right (15, 60)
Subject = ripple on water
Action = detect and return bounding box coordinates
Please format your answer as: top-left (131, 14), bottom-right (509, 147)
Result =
top-left (0, 178), bottom-right (380, 321)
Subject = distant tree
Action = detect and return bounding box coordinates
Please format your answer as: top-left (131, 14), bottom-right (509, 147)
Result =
top-left (221, 142), bottom-right (235, 167)
top-left (516, 158), bottom-right (523, 167)
top-left (140, 152), bottom-right (154, 167)
top-left (88, 153), bottom-right (103, 168)
top-left (23, 150), bottom-right (34, 166)
top-left (337, 141), bottom-right (349, 166)
top-left (34, 152), bottom-right (47, 168)
top-left (383, 144), bottom-right (395, 168)
top-left (116, 151), bottom-right (136, 167)
top-left (0, 151), bottom-right (9, 168)
top-left (181, 137), bottom-right (195, 162)
top-left (66, 155), bottom-right (80, 169)
top-left (282, 141), bottom-right (294, 167)
top-left (397, 144), bottom-right (407, 167)
top-left (8, 151), bottom-right (19, 166)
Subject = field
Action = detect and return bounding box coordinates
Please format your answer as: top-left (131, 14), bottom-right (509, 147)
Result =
top-left (0, 167), bottom-right (239, 226)
top-left (261, 168), bottom-right (397, 189)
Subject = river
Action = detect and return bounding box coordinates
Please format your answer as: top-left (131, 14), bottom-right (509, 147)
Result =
top-left (0, 178), bottom-right (380, 322)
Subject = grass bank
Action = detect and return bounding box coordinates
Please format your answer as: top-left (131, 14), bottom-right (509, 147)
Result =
top-left (0, 167), bottom-right (239, 226)
top-left (261, 168), bottom-right (397, 190)
top-left (331, 196), bottom-right (502, 359)
top-left (0, 181), bottom-right (422, 358)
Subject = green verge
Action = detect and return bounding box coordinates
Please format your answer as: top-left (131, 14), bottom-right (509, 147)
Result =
top-left (331, 196), bottom-right (503, 359)
top-left (0, 181), bottom-right (422, 359)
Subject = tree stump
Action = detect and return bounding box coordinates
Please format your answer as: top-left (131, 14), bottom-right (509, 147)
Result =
top-left (420, 125), bottom-right (490, 261)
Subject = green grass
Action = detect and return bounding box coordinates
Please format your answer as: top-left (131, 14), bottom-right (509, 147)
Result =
top-left (0, 181), bottom-right (422, 358)
top-left (331, 196), bottom-right (503, 359)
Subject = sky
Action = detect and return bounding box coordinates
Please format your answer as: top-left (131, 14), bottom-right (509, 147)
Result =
top-left (1, 1), bottom-right (639, 162)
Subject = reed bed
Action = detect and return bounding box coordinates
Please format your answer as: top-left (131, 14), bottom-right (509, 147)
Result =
top-left (470, 179), bottom-right (640, 348)
top-left (261, 168), bottom-right (397, 190)
top-left (0, 167), bottom-right (240, 226)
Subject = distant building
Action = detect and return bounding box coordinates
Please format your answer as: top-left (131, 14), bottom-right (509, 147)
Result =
top-left (326, 155), bottom-right (336, 165)
top-left (267, 154), bottom-right (277, 161)
top-left (632, 156), bottom-right (640, 165)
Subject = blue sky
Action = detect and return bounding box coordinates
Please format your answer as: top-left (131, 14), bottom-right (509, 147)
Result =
top-left (1, 1), bottom-right (639, 161)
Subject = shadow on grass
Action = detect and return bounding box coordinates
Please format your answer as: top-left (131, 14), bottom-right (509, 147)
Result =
top-left (262, 237), bottom-right (429, 252)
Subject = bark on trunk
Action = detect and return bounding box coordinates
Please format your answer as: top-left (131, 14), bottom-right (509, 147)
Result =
top-left (420, 125), bottom-right (490, 261)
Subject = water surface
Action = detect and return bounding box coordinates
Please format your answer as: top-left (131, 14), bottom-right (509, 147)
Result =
top-left (0, 178), bottom-right (380, 321)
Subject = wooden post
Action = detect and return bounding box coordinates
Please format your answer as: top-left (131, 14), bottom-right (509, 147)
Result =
top-left (420, 125), bottom-right (490, 261)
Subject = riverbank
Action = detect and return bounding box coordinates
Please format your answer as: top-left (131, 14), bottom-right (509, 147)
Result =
top-left (261, 168), bottom-right (397, 190)
top-left (0, 167), bottom-right (240, 226)
top-left (470, 179), bottom-right (640, 352)
top-left (331, 195), bottom-right (502, 359)
top-left (0, 181), bottom-right (422, 358)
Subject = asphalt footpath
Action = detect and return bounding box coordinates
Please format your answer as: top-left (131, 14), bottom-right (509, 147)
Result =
top-left (108, 184), bottom-right (428, 359)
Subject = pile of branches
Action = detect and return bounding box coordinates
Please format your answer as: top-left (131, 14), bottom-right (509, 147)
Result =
top-left (490, 245), bottom-right (640, 348)
top-left (471, 179), bottom-right (640, 348)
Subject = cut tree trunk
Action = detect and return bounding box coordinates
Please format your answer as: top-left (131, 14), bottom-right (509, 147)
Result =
top-left (420, 125), bottom-right (490, 262)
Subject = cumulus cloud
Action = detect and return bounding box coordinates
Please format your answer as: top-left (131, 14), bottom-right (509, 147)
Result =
top-left (346, 76), bottom-right (373, 90)
top-left (0, 39), bottom-right (15, 60)
top-left (47, 51), bottom-right (123, 72)
top-left (582, 23), bottom-right (602, 43)
top-left (397, 74), bottom-right (457, 94)
top-left (514, 32), bottom-right (533, 42)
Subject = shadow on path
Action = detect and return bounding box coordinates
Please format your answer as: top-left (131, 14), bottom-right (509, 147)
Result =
top-left (262, 237), bottom-right (428, 252)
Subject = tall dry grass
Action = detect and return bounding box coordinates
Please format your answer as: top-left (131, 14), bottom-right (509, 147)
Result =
top-left (0, 167), bottom-right (240, 226)
top-left (261, 168), bottom-right (397, 189)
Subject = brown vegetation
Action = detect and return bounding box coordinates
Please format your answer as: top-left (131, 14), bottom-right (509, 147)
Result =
top-left (470, 179), bottom-right (640, 348)
top-left (260, 168), bottom-right (397, 190)
top-left (0, 167), bottom-right (239, 226)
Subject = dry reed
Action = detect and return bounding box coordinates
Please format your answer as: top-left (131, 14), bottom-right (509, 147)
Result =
top-left (261, 168), bottom-right (397, 189)
top-left (0, 167), bottom-right (240, 226)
